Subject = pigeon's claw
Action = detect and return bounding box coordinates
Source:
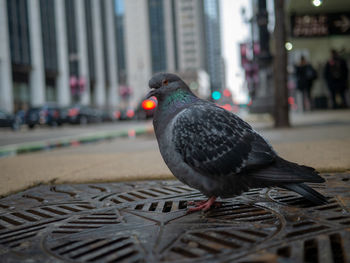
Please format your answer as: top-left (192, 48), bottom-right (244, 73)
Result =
top-left (187, 196), bottom-right (217, 213)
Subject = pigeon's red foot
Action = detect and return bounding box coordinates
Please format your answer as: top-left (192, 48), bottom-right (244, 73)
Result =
top-left (187, 196), bottom-right (218, 213)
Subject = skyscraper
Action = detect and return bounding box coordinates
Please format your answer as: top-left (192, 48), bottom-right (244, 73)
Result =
top-left (0, 0), bottom-right (119, 113)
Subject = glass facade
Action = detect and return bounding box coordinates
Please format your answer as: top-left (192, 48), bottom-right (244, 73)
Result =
top-left (40, 0), bottom-right (58, 75)
top-left (148, 0), bottom-right (167, 73)
top-left (203, 0), bottom-right (223, 92)
top-left (65, 0), bottom-right (78, 76)
top-left (115, 0), bottom-right (126, 84)
top-left (7, 0), bottom-right (31, 67)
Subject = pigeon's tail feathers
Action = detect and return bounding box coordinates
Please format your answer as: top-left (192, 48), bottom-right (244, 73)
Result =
top-left (282, 183), bottom-right (328, 205)
top-left (249, 156), bottom-right (325, 184)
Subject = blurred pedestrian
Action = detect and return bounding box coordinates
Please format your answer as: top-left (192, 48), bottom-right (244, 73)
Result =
top-left (324, 49), bottom-right (348, 109)
top-left (295, 56), bottom-right (317, 111)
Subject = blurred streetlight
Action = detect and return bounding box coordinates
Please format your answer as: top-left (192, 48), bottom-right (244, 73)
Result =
top-left (312, 0), bottom-right (323, 7)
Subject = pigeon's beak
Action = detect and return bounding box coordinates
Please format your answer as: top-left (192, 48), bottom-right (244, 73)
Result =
top-left (145, 89), bottom-right (157, 99)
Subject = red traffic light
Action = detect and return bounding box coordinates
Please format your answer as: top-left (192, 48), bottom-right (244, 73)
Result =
top-left (142, 97), bottom-right (157, 110)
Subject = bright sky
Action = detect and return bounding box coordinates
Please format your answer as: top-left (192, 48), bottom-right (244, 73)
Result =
top-left (220, 0), bottom-right (251, 103)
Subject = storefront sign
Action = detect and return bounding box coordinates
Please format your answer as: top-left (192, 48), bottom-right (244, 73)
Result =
top-left (291, 13), bottom-right (350, 37)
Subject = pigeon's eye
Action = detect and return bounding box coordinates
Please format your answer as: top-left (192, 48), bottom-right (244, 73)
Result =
top-left (162, 79), bottom-right (169, 86)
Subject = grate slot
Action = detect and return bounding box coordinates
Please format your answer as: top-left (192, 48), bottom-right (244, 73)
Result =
top-left (79, 216), bottom-right (118, 220)
top-left (10, 212), bottom-right (39, 222)
top-left (286, 226), bottom-right (329, 238)
top-left (0, 218), bottom-right (63, 237)
top-left (83, 242), bottom-right (134, 261)
top-left (162, 201), bottom-right (174, 213)
top-left (317, 204), bottom-right (341, 211)
top-left (127, 192), bottom-right (147, 199)
top-left (137, 190), bottom-right (158, 197)
top-left (58, 239), bottom-right (104, 255)
top-left (149, 188), bottom-right (172, 195)
top-left (67, 220), bottom-right (119, 225)
top-left (222, 210), bottom-right (270, 220)
top-left (40, 207), bottom-right (67, 215)
top-left (118, 195), bottom-right (135, 202)
top-left (191, 232), bottom-right (241, 249)
top-left (277, 246), bottom-right (291, 258)
top-left (111, 198), bottom-right (122, 204)
top-left (0, 203), bottom-right (9, 209)
top-left (0, 226), bottom-right (46, 242)
top-left (134, 204), bottom-right (144, 210)
top-left (59, 225), bottom-right (100, 229)
top-left (238, 229), bottom-right (268, 238)
top-left (175, 186), bottom-right (193, 192)
top-left (88, 185), bottom-right (107, 192)
top-left (215, 230), bottom-right (256, 243)
top-left (0, 227), bottom-right (45, 245)
top-left (26, 209), bottom-right (53, 218)
top-left (162, 187), bottom-right (182, 194)
top-left (75, 204), bottom-right (95, 209)
top-left (0, 215), bottom-right (23, 226)
top-left (69, 237), bottom-right (130, 260)
top-left (58, 205), bottom-right (81, 212)
top-left (329, 233), bottom-right (345, 263)
top-left (52, 230), bottom-right (79, 234)
top-left (179, 201), bottom-right (188, 209)
top-left (149, 202), bottom-right (159, 212)
top-left (51, 240), bottom-right (78, 251)
top-left (304, 239), bottom-right (318, 263)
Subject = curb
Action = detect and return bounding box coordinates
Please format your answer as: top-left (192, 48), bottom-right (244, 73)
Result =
top-left (0, 126), bottom-right (154, 158)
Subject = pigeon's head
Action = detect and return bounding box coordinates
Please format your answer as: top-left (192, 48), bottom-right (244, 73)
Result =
top-left (146, 73), bottom-right (190, 100)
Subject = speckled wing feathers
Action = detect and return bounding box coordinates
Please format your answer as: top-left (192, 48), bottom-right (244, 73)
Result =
top-left (172, 103), bottom-right (276, 178)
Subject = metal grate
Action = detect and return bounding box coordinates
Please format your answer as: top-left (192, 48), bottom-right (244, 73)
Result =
top-left (0, 173), bottom-right (350, 262)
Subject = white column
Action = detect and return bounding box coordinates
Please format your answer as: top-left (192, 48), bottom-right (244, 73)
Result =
top-left (105, 0), bottom-right (119, 109)
top-left (124, 0), bottom-right (152, 107)
top-left (54, 0), bottom-right (70, 107)
top-left (0, 0), bottom-right (13, 113)
top-left (75, 0), bottom-right (90, 105)
top-left (91, 0), bottom-right (106, 108)
top-left (28, 0), bottom-right (45, 106)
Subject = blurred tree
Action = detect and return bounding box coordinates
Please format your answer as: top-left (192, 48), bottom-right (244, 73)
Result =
top-left (273, 0), bottom-right (290, 127)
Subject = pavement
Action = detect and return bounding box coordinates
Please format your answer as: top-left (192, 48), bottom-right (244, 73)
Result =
top-left (0, 109), bottom-right (350, 197)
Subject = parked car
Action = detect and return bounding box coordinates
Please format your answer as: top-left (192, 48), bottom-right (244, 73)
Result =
top-left (66, 105), bottom-right (102, 124)
top-left (114, 107), bottom-right (135, 121)
top-left (0, 109), bottom-right (21, 130)
top-left (25, 103), bottom-right (62, 129)
top-left (135, 96), bottom-right (157, 120)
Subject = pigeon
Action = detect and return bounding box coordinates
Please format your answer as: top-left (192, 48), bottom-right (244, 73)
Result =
top-left (146, 73), bottom-right (328, 212)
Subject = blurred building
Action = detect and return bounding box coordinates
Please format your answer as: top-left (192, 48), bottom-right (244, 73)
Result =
top-left (121, 0), bottom-right (224, 107)
top-left (203, 0), bottom-right (224, 93)
top-left (0, 0), bottom-right (225, 113)
top-left (287, 0), bottom-right (350, 109)
top-left (0, 0), bottom-right (119, 113)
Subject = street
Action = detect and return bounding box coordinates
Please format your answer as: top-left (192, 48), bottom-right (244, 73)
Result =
top-left (0, 120), bottom-right (152, 147)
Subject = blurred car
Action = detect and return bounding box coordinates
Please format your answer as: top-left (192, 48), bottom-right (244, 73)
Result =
top-left (25, 103), bottom-right (62, 129)
top-left (66, 104), bottom-right (102, 124)
top-left (114, 107), bottom-right (135, 121)
top-left (0, 109), bottom-right (21, 130)
top-left (135, 96), bottom-right (157, 120)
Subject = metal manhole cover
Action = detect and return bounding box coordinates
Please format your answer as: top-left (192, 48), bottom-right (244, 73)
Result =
top-left (0, 174), bottom-right (350, 262)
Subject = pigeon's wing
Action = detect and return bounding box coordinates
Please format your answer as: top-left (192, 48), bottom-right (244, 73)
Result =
top-left (172, 103), bottom-right (276, 177)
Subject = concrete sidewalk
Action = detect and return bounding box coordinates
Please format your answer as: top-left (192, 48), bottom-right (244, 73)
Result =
top-left (0, 109), bottom-right (350, 197)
